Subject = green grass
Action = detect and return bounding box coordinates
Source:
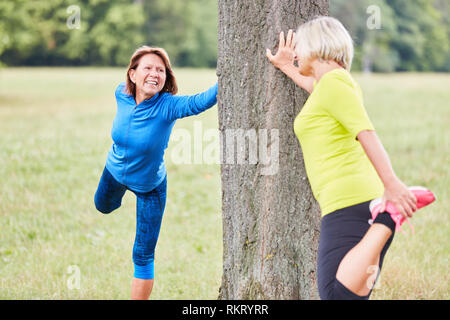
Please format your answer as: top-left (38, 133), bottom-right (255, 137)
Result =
top-left (0, 68), bottom-right (448, 299)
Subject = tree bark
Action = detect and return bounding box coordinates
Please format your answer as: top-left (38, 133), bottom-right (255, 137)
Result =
top-left (217, 0), bottom-right (329, 299)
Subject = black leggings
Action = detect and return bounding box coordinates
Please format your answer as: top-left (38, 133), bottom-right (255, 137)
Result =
top-left (317, 200), bottom-right (396, 300)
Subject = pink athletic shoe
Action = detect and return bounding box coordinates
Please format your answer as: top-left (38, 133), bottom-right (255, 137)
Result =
top-left (369, 186), bottom-right (436, 234)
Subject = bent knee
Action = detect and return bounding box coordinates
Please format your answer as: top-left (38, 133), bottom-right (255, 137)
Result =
top-left (94, 196), bottom-right (118, 214)
top-left (320, 279), bottom-right (370, 300)
top-left (96, 205), bottom-right (113, 214)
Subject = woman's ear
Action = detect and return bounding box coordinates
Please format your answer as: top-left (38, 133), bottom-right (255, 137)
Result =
top-left (129, 69), bottom-right (136, 84)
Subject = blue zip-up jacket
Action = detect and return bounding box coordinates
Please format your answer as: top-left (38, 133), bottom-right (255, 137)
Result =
top-left (105, 81), bottom-right (218, 193)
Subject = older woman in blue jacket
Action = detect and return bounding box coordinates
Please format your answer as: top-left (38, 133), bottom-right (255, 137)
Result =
top-left (94, 46), bottom-right (217, 299)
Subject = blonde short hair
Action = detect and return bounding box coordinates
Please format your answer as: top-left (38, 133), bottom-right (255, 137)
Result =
top-left (295, 16), bottom-right (354, 71)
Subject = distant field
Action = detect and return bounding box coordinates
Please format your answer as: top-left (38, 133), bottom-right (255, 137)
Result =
top-left (0, 68), bottom-right (448, 299)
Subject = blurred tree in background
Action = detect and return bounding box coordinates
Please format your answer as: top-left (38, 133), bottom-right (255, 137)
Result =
top-left (331, 0), bottom-right (449, 72)
top-left (0, 0), bottom-right (448, 71)
top-left (0, 0), bottom-right (146, 66)
top-left (142, 0), bottom-right (217, 67)
top-left (0, 0), bottom-right (217, 67)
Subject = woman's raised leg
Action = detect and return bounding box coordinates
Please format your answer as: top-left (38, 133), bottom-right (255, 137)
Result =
top-left (335, 223), bottom-right (393, 296)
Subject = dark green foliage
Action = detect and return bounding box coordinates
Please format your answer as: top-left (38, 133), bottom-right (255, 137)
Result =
top-left (330, 0), bottom-right (449, 72)
top-left (0, 0), bottom-right (217, 67)
top-left (0, 0), bottom-right (447, 70)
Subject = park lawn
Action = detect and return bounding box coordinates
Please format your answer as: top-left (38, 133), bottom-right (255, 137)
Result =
top-left (0, 67), bottom-right (448, 299)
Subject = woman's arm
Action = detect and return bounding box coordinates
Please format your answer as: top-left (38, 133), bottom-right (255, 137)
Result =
top-left (266, 30), bottom-right (314, 94)
top-left (165, 82), bottom-right (218, 121)
top-left (279, 64), bottom-right (314, 94)
top-left (357, 130), bottom-right (417, 218)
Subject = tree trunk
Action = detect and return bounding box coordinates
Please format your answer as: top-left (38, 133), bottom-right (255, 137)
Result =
top-left (217, 0), bottom-right (329, 299)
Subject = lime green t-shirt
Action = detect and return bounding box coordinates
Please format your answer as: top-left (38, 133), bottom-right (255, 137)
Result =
top-left (294, 68), bottom-right (384, 217)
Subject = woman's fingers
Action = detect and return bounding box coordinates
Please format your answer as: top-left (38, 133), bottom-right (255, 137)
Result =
top-left (408, 190), bottom-right (418, 211)
top-left (407, 195), bottom-right (417, 216)
top-left (399, 191), bottom-right (416, 218)
top-left (266, 48), bottom-right (273, 59)
top-left (286, 29), bottom-right (296, 49)
top-left (266, 30), bottom-right (297, 68)
top-left (399, 198), bottom-right (414, 218)
top-left (277, 30), bottom-right (296, 50)
top-left (266, 48), bottom-right (275, 64)
top-left (402, 200), bottom-right (414, 218)
top-left (392, 200), bottom-right (408, 219)
top-left (286, 29), bottom-right (293, 47)
top-left (383, 179), bottom-right (418, 220)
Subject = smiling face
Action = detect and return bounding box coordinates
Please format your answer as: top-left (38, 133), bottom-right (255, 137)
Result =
top-left (129, 53), bottom-right (167, 101)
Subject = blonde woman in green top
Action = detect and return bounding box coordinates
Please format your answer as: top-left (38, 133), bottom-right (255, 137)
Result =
top-left (266, 16), bottom-right (417, 299)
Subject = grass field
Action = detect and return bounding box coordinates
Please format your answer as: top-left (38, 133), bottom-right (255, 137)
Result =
top-left (0, 67), bottom-right (448, 299)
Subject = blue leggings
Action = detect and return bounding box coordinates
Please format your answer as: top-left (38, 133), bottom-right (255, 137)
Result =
top-left (94, 167), bottom-right (167, 279)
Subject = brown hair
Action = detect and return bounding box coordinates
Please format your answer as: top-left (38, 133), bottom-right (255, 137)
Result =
top-left (126, 46), bottom-right (178, 97)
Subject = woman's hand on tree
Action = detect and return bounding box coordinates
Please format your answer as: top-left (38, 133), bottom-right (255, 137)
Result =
top-left (266, 29), bottom-right (297, 71)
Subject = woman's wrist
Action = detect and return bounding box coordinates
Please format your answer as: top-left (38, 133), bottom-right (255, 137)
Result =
top-left (279, 63), bottom-right (296, 75)
top-left (382, 173), bottom-right (400, 188)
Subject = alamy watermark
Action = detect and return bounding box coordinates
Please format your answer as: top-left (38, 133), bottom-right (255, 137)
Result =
top-left (67, 265), bottom-right (81, 290)
top-left (170, 121), bottom-right (279, 176)
top-left (367, 264), bottom-right (382, 290)
top-left (66, 5), bottom-right (81, 30)
top-left (367, 5), bottom-right (382, 30)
